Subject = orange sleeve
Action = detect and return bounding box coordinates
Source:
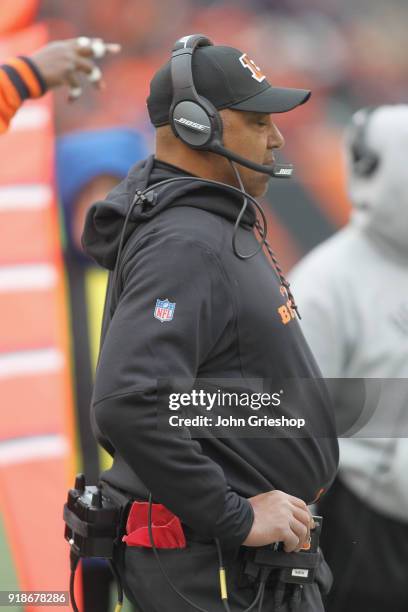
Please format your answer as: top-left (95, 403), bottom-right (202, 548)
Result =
top-left (0, 56), bottom-right (46, 133)
top-left (0, 67), bottom-right (23, 133)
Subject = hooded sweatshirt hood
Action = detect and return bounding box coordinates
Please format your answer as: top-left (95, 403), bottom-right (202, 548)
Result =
top-left (347, 105), bottom-right (408, 258)
top-left (82, 154), bottom-right (256, 270)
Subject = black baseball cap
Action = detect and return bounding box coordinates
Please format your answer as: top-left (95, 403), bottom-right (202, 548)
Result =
top-left (147, 44), bottom-right (311, 127)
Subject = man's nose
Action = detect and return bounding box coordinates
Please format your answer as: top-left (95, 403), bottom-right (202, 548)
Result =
top-left (268, 123), bottom-right (285, 150)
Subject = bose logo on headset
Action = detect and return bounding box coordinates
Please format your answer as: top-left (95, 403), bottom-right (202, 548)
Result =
top-left (174, 117), bottom-right (211, 132)
top-left (274, 167), bottom-right (292, 176)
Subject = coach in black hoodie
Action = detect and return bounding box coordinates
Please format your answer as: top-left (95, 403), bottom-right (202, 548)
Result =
top-left (82, 41), bottom-right (338, 611)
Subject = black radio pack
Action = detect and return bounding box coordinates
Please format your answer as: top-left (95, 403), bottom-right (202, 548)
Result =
top-left (63, 474), bottom-right (121, 559)
top-left (241, 516), bottom-right (323, 611)
top-left (63, 474), bottom-right (127, 611)
top-left (254, 515), bottom-right (323, 585)
top-left (243, 515), bottom-right (323, 587)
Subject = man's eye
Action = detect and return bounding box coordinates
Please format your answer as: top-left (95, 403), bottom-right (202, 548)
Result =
top-left (257, 121), bottom-right (268, 127)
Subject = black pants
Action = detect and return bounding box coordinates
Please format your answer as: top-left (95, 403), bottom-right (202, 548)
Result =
top-left (319, 478), bottom-right (408, 612)
top-left (113, 535), bottom-right (332, 611)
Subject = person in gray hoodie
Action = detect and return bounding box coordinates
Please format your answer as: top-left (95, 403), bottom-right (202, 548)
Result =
top-left (290, 105), bottom-right (408, 612)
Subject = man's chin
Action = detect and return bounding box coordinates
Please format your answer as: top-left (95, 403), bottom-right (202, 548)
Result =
top-left (250, 177), bottom-right (270, 198)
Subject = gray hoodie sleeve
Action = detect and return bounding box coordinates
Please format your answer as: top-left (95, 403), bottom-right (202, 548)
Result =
top-left (92, 231), bottom-right (254, 548)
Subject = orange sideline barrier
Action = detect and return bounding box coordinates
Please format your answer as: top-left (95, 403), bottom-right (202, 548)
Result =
top-left (0, 20), bottom-right (81, 612)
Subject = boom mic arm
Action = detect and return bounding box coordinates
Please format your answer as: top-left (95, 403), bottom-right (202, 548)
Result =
top-left (207, 142), bottom-right (293, 178)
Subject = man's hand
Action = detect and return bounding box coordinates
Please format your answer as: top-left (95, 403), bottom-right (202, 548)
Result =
top-left (29, 37), bottom-right (121, 99)
top-left (243, 490), bottom-right (314, 552)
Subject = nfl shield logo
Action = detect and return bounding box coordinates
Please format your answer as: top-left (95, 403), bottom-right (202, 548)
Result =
top-left (154, 298), bottom-right (176, 323)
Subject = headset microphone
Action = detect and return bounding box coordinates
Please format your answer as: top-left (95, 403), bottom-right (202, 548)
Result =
top-left (206, 141), bottom-right (293, 178)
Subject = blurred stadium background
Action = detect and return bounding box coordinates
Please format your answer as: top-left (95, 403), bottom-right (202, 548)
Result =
top-left (0, 0), bottom-right (407, 610)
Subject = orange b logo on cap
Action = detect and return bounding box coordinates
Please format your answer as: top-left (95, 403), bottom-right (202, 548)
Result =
top-left (239, 53), bottom-right (266, 83)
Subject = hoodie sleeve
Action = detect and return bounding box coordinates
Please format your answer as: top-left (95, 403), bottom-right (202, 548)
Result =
top-left (92, 231), bottom-right (254, 549)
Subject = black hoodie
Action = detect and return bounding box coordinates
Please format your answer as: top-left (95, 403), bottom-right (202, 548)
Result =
top-left (82, 155), bottom-right (338, 551)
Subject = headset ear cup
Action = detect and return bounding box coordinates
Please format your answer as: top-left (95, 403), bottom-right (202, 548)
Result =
top-left (352, 143), bottom-right (380, 177)
top-left (356, 155), bottom-right (379, 177)
top-left (169, 34), bottom-right (222, 151)
top-left (350, 107), bottom-right (380, 178)
top-left (171, 100), bottom-right (213, 147)
top-left (170, 97), bottom-right (223, 150)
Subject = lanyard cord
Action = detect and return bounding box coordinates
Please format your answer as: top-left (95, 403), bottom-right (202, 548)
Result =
top-left (229, 161), bottom-right (300, 319)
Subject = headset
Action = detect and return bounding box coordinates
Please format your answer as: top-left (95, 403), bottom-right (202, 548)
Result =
top-left (349, 107), bottom-right (380, 178)
top-left (169, 34), bottom-right (294, 179)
